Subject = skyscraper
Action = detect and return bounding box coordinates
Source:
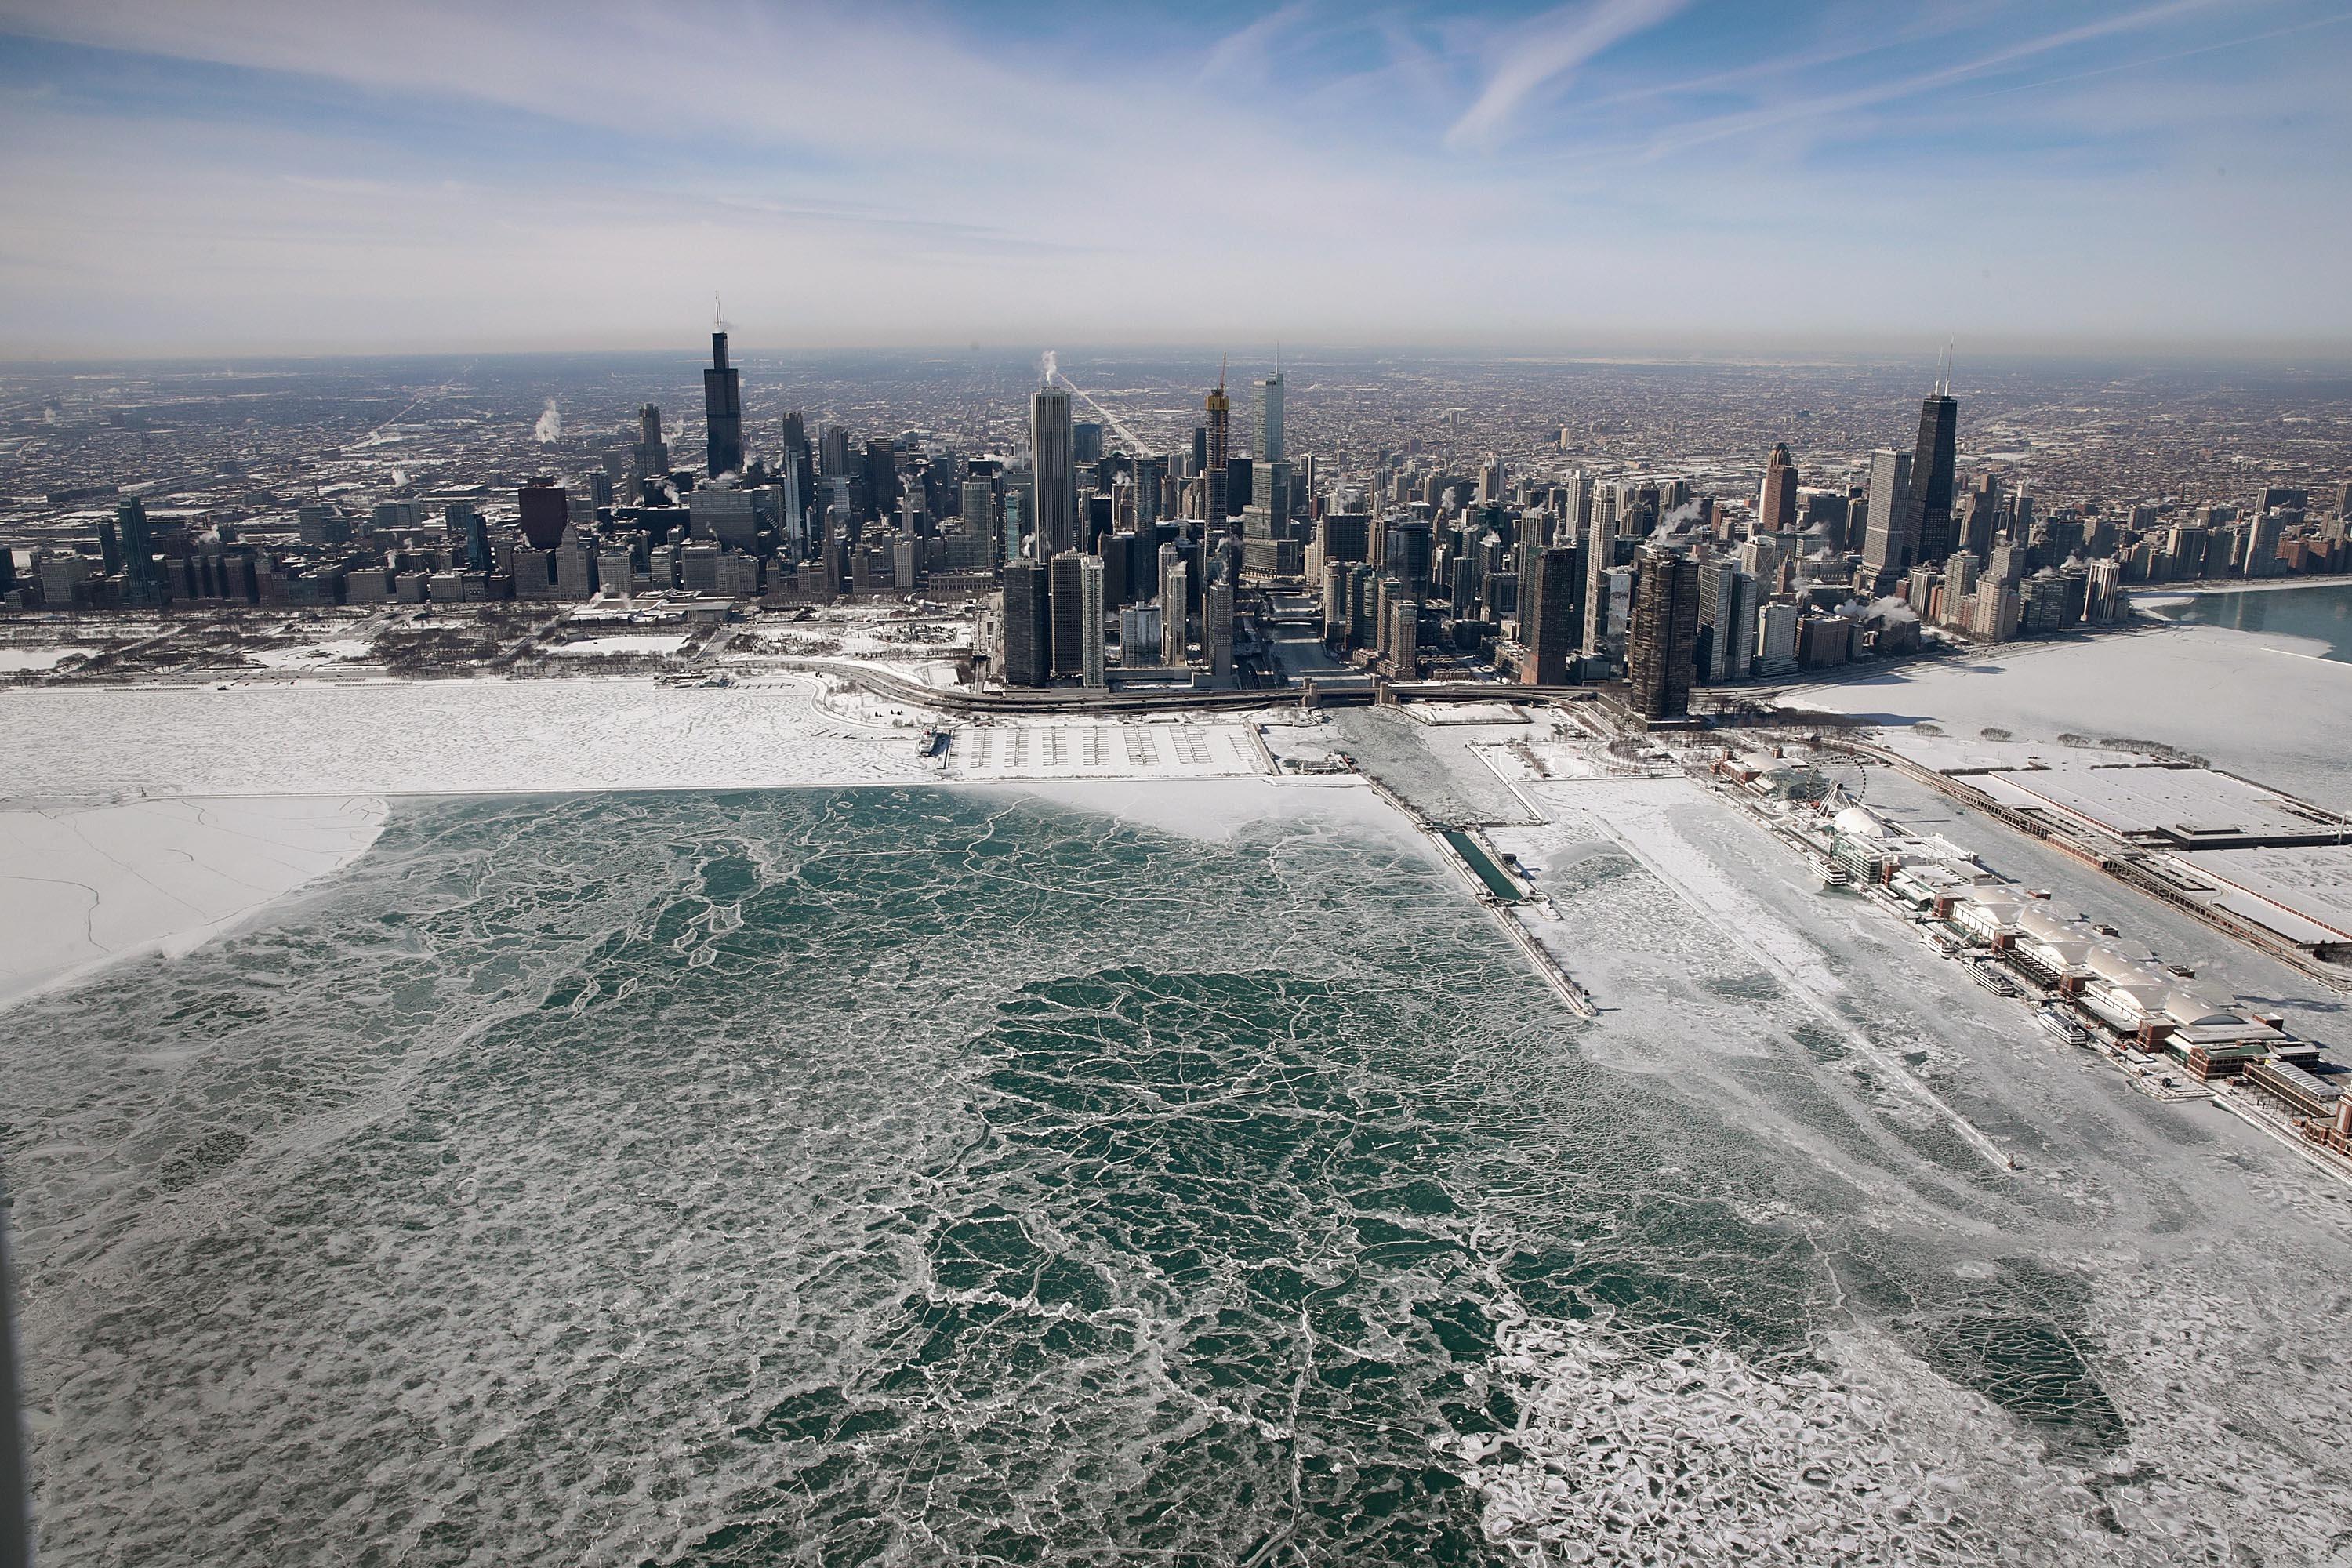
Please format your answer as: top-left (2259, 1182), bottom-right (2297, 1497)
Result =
top-left (1908, 377), bottom-right (1959, 565)
top-left (1032, 388), bottom-right (1076, 557)
top-left (1759, 444), bottom-right (1799, 535)
top-left (447, 503), bottom-right (490, 572)
top-left (1860, 448), bottom-right (1916, 590)
top-left (703, 330), bottom-right (743, 477)
top-left (1203, 367), bottom-right (1232, 527)
top-left (1581, 491), bottom-right (1618, 656)
top-left (517, 479), bottom-right (569, 550)
top-left (1204, 580), bottom-right (1234, 677)
top-left (1561, 468), bottom-right (1595, 536)
top-left (1385, 594), bottom-right (1418, 677)
top-left (633, 404), bottom-right (669, 478)
top-left (1628, 543), bottom-right (1699, 721)
top-left (1078, 554), bottom-right (1106, 688)
top-left (1001, 559), bottom-right (1051, 687)
top-left (1255, 372), bottom-right (1284, 465)
top-left (1519, 544), bottom-right (1584, 685)
top-left (1697, 556), bottom-right (1759, 683)
top-left (1133, 456), bottom-right (1163, 528)
top-left (1160, 557), bottom-right (1189, 664)
top-left (1049, 549), bottom-right (1086, 677)
top-left (116, 498), bottom-right (162, 608)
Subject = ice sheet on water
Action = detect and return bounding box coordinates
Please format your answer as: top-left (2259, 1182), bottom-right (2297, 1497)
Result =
top-left (5, 782), bottom-right (2350, 1565)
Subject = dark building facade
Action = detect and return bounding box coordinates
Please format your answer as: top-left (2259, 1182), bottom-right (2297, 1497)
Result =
top-left (1908, 391), bottom-right (1959, 564)
top-left (1628, 545), bottom-right (1700, 720)
top-left (703, 330), bottom-right (743, 477)
top-left (1520, 543), bottom-right (1584, 685)
top-left (1001, 559), bottom-right (1051, 688)
top-left (1760, 443), bottom-right (1799, 535)
top-left (517, 479), bottom-right (568, 550)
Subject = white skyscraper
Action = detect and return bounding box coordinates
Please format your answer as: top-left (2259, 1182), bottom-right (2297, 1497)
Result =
top-left (1079, 554), bottom-right (1105, 688)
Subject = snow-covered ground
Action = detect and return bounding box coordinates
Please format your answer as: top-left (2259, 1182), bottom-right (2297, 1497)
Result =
top-left (2129, 574), bottom-right (2352, 600)
top-left (0, 647), bottom-right (73, 673)
top-left (546, 633), bottom-right (691, 657)
top-left (1787, 623), bottom-right (2352, 813)
top-left (0, 673), bottom-right (935, 802)
top-left (247, 637), bottom-right (375, 669)
top-left (1404, 701), bottom-right (1531, 726)
top-left (0, 794), bottom-right (387, 1007)
top-left (944, 719), bottom-right (1268, 779)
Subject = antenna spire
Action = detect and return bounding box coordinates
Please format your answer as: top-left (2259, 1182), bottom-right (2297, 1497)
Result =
top-left (1939, 339), bottom-right (1954, 397)
top-left (713, 292), bottom-right (726, 332)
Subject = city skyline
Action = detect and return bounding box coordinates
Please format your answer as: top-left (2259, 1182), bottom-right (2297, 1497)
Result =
top-left (2, 0), bottom-right (2350, 357)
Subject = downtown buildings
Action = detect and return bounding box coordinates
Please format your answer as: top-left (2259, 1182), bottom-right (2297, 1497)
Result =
top-left (8, 337), bottom-right (2336, 714)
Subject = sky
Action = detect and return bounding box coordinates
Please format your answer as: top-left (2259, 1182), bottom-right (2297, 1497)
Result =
top-left (1, 0), bottom-right (2348, 358)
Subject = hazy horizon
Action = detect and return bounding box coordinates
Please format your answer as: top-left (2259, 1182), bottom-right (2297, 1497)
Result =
top-left (10, 335), bottom-right (2352, 373)
top-left (3, 0), bottom-right (2350, 358)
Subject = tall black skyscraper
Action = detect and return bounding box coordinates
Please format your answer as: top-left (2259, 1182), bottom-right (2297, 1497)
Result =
top-left (1628, 543), bottom-right (1698, 721)
top-left (1519, 543), bottom-right (1585, 685)
top-left (703, 327), bottom-right (743, 477)
top-left (1909, 363), bottom-right (1959, 565)
top-left (1002, 559), bottom-right (1051, 687)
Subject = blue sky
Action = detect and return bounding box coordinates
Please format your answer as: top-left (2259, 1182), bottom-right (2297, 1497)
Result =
top-left (1, 0), bottom-right (2347, 354)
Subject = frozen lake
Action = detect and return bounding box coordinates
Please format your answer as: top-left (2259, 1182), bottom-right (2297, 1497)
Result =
top-left (8, 780), bottom-right (2351, 1564)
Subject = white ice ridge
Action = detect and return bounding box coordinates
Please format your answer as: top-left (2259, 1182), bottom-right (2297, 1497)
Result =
top-left (0, 795), bottom-right (387, 1007)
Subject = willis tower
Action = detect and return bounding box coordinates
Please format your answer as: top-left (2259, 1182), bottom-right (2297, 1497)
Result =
top-left (704, 307), bottom-right (743, 477)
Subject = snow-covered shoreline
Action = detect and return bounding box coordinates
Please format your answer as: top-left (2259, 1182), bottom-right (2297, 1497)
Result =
top-left (0, 795), bottom-right (387, 1009)
top-left (1786, 619), bottom-right (2352, 813)
top-left (2128, 573), bottom-right (2352, 600)
top-left (0, 670), bottom-right (935, 805)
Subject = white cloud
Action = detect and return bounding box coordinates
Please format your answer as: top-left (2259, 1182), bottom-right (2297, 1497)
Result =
top-left (1443, 0), bottom-right (1690, 152)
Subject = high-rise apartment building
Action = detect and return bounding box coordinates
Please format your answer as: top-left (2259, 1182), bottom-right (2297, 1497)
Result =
top-left (1697, 556), bottom-right (1758, 683)
top-left (1049, 549), bottom-right (1085, 676)
top-left (1001, 559), bottom-right (1051, 687)
top-left (1161, 558), bottom-right (1189, 664)
top-left (1581, 491), bottom-right (1619, 656)
top-left (1078, 554), bottom-right (1105, 688)
top-left (1204, 580), bottom-right (1234, 677)
top-left (1385, 595), bottom-right (1419, 677)
top-left (1628, 544), bottom-right (1699, 720)
top-left (1519, 544), bottom-right (1584, 685)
